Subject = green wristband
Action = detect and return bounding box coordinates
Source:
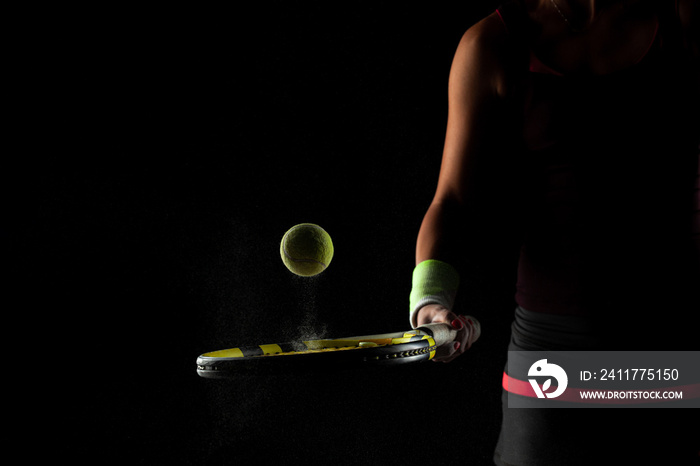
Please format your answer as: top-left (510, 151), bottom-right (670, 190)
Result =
top-left (409, 259), bottom-right (460, 327)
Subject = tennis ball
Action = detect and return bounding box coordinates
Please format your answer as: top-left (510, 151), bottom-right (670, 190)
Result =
top-left (280, 223), bottom-right (334, 277)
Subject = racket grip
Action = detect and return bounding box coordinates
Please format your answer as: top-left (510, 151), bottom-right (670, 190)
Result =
top-left (419, 322), bottom-right (456, 346)
top-left (418, 317), bottom-right (481, 347)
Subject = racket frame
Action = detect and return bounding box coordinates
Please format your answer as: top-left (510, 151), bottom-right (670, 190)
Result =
top-left (196, 320), bottom-right (479, 378)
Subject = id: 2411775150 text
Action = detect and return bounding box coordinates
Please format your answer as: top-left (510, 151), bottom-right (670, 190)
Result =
top-left (580, 369), bottom-right (679, 381)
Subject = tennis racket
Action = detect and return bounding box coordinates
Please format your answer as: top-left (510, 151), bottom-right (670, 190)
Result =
top-left (196, 317), bottom-right (481, 378)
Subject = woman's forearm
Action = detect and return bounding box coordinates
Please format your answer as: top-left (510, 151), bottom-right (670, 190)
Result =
top-left (416, 198), bottom-right (466, 266)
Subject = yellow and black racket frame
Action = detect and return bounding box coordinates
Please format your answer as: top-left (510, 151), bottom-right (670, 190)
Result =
top-left (195, 322), bottom-right (470, 378)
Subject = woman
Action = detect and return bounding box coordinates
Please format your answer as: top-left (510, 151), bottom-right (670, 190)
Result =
top-left (409, 0), bottom-right (699, 463)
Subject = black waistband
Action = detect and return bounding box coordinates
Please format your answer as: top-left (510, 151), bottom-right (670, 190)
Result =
top-left (509, 305), bottom-right (601, 351)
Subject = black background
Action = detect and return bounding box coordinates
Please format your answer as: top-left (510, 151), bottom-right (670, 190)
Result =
top-left (19, 1), bottom-right (697, 465)
top-left (22, 2), bottom-right (515, 465)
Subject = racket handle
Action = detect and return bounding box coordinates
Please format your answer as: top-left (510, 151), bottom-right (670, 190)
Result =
top-left (417, 316), bottom-right (481, 347)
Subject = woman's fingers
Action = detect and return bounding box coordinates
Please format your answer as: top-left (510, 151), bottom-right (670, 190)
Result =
top-left (415, 305), bottom-right (477, 363)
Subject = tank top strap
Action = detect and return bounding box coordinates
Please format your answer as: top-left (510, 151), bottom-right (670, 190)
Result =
top-left (495, 0), bottom-right (531, 39)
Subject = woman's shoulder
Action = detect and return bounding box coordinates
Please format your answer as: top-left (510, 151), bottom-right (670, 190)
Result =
top-left (451, 11), bottom-right (528, 98)
top-left (459, 10), bottom-right (514, 54)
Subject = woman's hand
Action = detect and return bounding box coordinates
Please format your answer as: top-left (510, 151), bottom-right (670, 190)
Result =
top-left (415, 304), bottom-right (479, 363)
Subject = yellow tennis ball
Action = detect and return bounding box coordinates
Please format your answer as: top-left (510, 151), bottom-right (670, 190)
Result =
top-left (280, 223), bottom-right (334, 277)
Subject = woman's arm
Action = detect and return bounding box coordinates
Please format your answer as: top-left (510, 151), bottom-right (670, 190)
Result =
top-left (414, 13), bottom-right (518, 362)
top-left (416, 14), bottom-right (512, 264)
